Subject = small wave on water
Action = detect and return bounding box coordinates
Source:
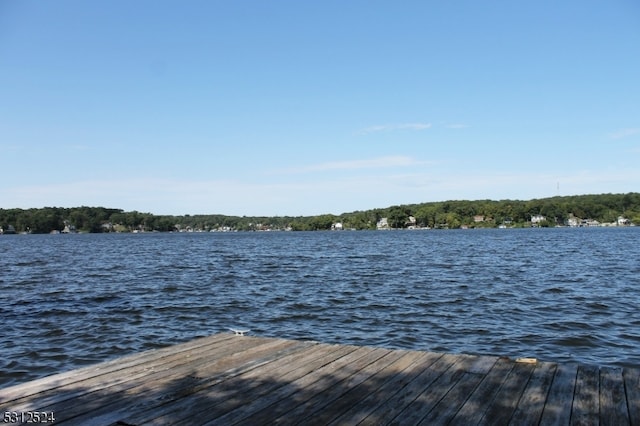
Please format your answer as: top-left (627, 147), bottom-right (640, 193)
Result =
top-left (542, 286), bottom-right (567, 294)
top-left (1, 228), bottom-right (640, 388)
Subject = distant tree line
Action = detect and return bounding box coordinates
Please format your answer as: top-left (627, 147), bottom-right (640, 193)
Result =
top-left (294, 192), bottom-right (640, 230)
top-left (1, 193), bottom-right (639, 234)
top-left (369, 192), bottom-right (640, 230)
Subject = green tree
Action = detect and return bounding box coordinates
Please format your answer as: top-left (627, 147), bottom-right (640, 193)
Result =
top-left (387, 206), bottom-right (410, 228)
top-left (308, 214), bottom-right (335, 230)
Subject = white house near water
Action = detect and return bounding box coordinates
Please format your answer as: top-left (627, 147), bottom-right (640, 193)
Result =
top-left (531, 214), bottom-right (546, 224)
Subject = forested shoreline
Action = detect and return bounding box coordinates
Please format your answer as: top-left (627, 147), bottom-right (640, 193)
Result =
top-left (1, 193), bottom-right (638, 234)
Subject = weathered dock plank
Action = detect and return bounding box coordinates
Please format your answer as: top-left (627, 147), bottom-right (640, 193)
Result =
top-left (508, 361), bottom-right (557, 426)
top-left (325, 351), bottom-right (444, 425)
top-left (241, 347), bottom-right (395, 424)
top-left (477, 360), bottom-right (537, 425)
top-left (357, 352), bottom-right (460, 425)
top-left (0, 333), bottom-right (235, 405)
top-left (193, 344), bottom-right (355, 424)
top-left (626, 367), bottom-right (640, 426)
top-left (449, 356), bottom-right (515, 425)
top-left (272, 348), bottom-right (407, 423)
top-left (302, 350), bottom-right (429, 426)
top-left (117, 341), bottom-right (345, 425)
top-left (572, 365), bottom-right (601, 426)
top-left (141, 342), bottom-right (349, 425)
top-left (599, 367), bottom-right (629, 426)
top-left (417, 370), bottom-right (485, 425)
top-left (209, 345), bottom-right (379, 425)
top-left (622, 369), bottom-right (640, 425)
top-left (418, 354), bottom-right (498, 425)
top-left (394, 354), bottom-right (487, 425)
top-left (63, 337), bottom-right (316, 425)
top-left (539, 362), bottom-right (579, 426)
top-left (0, 333), bottom-right (638, 425)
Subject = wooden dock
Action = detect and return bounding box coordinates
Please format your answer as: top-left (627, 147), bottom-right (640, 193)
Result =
top-left (1, 333), bottom-right (638, 425)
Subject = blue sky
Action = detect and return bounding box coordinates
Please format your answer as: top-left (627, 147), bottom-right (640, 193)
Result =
top-left (1, 1), bottom-right (639, 216)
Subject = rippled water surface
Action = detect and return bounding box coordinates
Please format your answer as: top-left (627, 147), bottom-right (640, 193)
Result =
top-left (1, 228), bottom-right (639, 387)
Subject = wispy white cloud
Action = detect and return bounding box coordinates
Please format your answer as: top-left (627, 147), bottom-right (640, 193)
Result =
top-left (445, 123), bottom-right (469, 129)
top-left (64, 144), bottom-right (91, 151)
top-left (609, 128), bottom-right (640, 140)
top-left (271, 155), bottom-right (428, 174)
top-left (0, 144), bottom-right (21, 152)
top-left (627, 146), bottom-right (640, 154)
top-left (358, 122), bottom-right (432, 134)
top-left (397, 123), bottom-right (432, 130)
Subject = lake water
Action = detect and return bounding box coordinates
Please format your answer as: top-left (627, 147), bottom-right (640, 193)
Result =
top-left (1, 228), bottom-right (639, 388)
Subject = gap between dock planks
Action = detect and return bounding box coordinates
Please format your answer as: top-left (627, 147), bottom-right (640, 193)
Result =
top-left (0, 333), bottom-right (639, 425)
